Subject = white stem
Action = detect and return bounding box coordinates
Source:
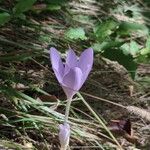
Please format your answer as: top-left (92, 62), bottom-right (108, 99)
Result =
top-left (60, 97), bottom-right (72, 150)
top-left (60, 145), bottom-right (68, 150)
top-left (64, 97), bottom-right (72, 123)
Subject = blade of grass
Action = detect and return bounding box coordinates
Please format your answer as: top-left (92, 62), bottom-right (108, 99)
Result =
top-left (77, 92), bottom-right (123, 150)
top-left (81, 91), bottom-right (125, 108)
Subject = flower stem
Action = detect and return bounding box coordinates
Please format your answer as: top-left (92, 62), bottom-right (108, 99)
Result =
top-left (64, 97), bottom-right (72, 123)
top-left (60, 146), bottom-right (67, 150)
top-left (61, 98), bottom-right (72, 150)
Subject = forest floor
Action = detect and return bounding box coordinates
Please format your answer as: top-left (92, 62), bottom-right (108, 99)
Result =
top-left (0, 0), bottom-right (150, 150)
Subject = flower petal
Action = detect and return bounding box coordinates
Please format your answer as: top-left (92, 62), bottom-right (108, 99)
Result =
top-left (59, 123), bottom-right (70, 149)
top-left (61, 67), bottom-right (83, 98)
top-left (63, 64), bottom-right (70, 78)
top-left (50, 47), bottom-right (64, 82)
top-left (66, 49), bottom-right (78, 68)
top-left (78, 48), bottom-right (93, 83)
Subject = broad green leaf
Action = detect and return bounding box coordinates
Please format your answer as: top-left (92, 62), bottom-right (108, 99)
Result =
top-left (92, 41), bottom-right (124, 53)
top-left (140, 48), bottom-right (150, 55)
top-left (65, 27), bottom-right (87, 40)
top-left (136, 54), bottom-right (150, 63)
top-left (121, 41), bottom-right (140, 56)
top-left (120, 43), bottom-right (130, 55)
top-left (92, 43), bottom-right (104, 53)
top-left (93, 20), bottom-right (118, 41)
top-left (118, 22), bottom-right (149, 35)
top-left (102, 48), bottom-right (137, 79)
top-left (130, 41), bottom-right (140, 56)
top-left (137, 37), bottom-right (150, 63)
top-left (17, 13), bottom-right (26, 20)
top-left (13, 0), bottom-right (37, 15)
top-left (0, 12), bottom-right (10, 25)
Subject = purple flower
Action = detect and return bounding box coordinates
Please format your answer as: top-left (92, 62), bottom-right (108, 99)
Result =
top-left (50, 47), bottom-right (93, 99)
top-left (59, 123), bottom-right (70, 149)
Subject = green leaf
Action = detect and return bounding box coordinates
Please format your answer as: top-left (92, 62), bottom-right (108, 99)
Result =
top-left (65, 27), bottom-right (87, 40)
top-left (120, 43), bottom-right (130, 55)
top-left (13, 0), bottom-right (37, 15)
top-left (121, 41), bottom-right (140, 56)
top-left (140, 48), bottom-right (150, 55)
top-left (17, 13), bottom-right (26, 20)
top-left (118, 22), bottom-right (149, 35)
top-left (0, 12), bottom-right (10, 26)
top-left (46, 4), bottom-right (61, 11)
top-left (92, 41), bottom-right (124, 53)
top-left (136, 54), bottom-right (150, 63)
top-left (136, 37), bottom-right (150, 63)
top-left (145, 37), bottom-right (150, 49)
top-left (92, 43), bottom-right (104, 53)
top-left (102, 48), bottom-right (137, 79)
top-left (93, 20), bottom-right (118, 41)
top-left (130, 41), bottom-right (140, 56)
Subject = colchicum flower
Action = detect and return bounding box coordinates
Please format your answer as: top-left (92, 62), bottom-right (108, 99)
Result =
top-left (50, 47), bottom-right (93, 150)
top-left (59, 123), bottom-right (70, 150)
top-left (50, 47), bottom-right (93, 99)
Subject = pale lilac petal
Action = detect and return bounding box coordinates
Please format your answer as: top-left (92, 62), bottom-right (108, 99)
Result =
top-left (61, 67), bottom-right (83, 98)
top-left (49, 47), bottom-right (93, 99)
top-left (62, 67), bottom-right (83, 90)
top-left (59, 123), bottom-right (70, 149)
top-left (62, 86), bottom-right (76, 99)
top-left (50, 47), bottom-right (64, 82)
top-left (66, 49), bottom-right (78, 68)
top-left (63, 64), bottom-right (70, 78)
top-left (52, 69), bottom-right (63, 84)
top-left (78, 48), bottom-right (93, 83)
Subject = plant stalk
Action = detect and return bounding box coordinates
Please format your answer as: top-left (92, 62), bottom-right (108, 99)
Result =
top-left (64, 97), bottom-right (72, 123)
top-left (60, 146), bottom-right (68, 150)
top-left (61, 97), bottom-right (72, 150)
